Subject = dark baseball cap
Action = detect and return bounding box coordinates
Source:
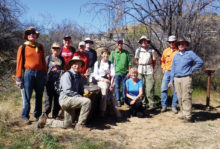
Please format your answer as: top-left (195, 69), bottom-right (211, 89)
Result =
top-left (63, 35), bottom-right (71, 40)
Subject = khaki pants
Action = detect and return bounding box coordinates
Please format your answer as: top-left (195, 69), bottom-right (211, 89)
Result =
top-left (47, 96), bottom-right (91, 128)
top-left (138, 74), bottom-right (155, 108)
top-left (97, 81), bottom-right (121, 118)
top-left (174, 76), bottom-right (193, 119)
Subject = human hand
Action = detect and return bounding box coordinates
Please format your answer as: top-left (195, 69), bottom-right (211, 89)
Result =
top-left (109, 85), bottom-right (114, 91)
top-left (16, 81), bottom-right (22, 88)
top-left (130, 100), bottom-right (135, 105)
top-left (126, 73), bottom-right (130, 79)
top-left (168, 82), bottom-right (173, 88)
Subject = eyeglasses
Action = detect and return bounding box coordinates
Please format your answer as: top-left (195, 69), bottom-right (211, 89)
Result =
top-left (26, 31), bottom-right (36, 35)
top-left (52, 47), bottom-right (60, 50)
top-left (169, 41), bottom-right (176, 44)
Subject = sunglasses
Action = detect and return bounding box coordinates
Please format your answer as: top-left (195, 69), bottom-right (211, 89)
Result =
top-left (168, 41), bottom-right (176, 44)
top-left (52, 47), bottom-right (60, 50)
top-left (26, 31), bottom-right (36, 35)
top-left (64, 38), bottom-right (71, 41)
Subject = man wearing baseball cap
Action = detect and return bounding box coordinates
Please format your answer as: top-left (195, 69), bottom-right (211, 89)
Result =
top-left (59, 35), bottom-right (76, 70)
top-left (109, 38), bottom-right (132, 107)
top-left (160, 35), bottom-right (178, 113)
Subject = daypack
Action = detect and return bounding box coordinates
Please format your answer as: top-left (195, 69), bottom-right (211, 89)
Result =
top-left (54, 70), bottom-right (74, 95)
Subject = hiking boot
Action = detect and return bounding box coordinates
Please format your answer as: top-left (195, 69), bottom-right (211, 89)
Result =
top-left (172, 107), bottom-right (178, 114)
top-left (182, 117), bottom-right (194, 123)
top-left (136, 112), bottom-right (144, 118)
top-left (75, 124), bottom-right (91, 131)
top-left (23, 119), bottom-right (31, 125)
top-left (161, 107), bottom-right (167, 112)
top-left (37, 113), bottom-right (47, 128)
top-left (117, 101), bottom-right (121, 107)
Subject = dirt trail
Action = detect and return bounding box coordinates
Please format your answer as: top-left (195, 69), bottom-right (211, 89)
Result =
top-left (10, 100), bottom-right (220, 149)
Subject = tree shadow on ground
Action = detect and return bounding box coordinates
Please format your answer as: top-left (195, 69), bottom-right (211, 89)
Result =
top-left (192, 104), bottom-right (220, 122)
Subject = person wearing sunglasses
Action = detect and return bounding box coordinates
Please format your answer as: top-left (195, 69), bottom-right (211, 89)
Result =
top-left (168, 37), bottom-right (203, 122)
top-left (16, 26), bottom-right (47, 125)
top-left (160, 35), bottom-right (178, 114)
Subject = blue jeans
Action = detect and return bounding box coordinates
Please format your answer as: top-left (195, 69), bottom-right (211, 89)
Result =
top-left (22, 69), bottom-right (46, 119)
top-left (115, 74), bottom-right (127, 102)
top-left (161, 71), bottom-right (178, 107)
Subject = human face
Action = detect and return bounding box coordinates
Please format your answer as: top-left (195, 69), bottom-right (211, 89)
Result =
top-left (169, 41), bottom-right (176, 49)
top-left (79, 45), bottom-right (85, 52)
top-left (63, 38), bottom-right (71, 47)
top-left (178, 42), bottom-right (187, 52)
top-left (141, 39), bottom-right (149, 48)
top-left (27, 31), bottom-right (37, 42)
top-left (85, 42), bottom-right (92, 49)
top-left (51, 47), bottom-right (60, 57)
top-left (101, 52), bottom-right (110, 62)
top-left (71, 61), bottom-right (82, 73)
top-left (116, 41), bottom-right (123, 50)
top-left (130, 71), bottom-right (138, 80)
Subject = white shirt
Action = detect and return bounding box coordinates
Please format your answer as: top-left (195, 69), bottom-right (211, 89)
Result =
top-left (135, 47), bottom-right (156, 75)
top-left (93, 60), bottom-right (115, 82)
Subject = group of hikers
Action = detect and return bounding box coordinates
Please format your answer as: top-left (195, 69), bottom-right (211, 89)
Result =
top-left (15, 26), bottom-right (203, 130)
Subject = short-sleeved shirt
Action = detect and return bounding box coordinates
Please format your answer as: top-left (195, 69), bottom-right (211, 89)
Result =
top-left (135, 47), bottom-right (156, 75)
top-left (126, 78), bottom-right (143, 97)
top-left (60, 46), bottom-right (74, 70)
top-left (160, 47), bottom-right (178, 71)
top-left (109, 48), bottom-right (132, 75)
top-left (73, 51), bottom-right (90, 75)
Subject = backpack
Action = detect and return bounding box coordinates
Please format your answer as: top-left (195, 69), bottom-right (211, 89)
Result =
top-left (54, 70), bottom-right (74, 94)
top-left (21, 44), bottom-right (45, 71)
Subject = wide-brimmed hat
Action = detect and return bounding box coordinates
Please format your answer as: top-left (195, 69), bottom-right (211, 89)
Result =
top-left (167, 35), bottom-right (177, 42)
top-left (177, 37), bottom-right (190, 46)
top-left (63, 35), bottom-right (71, 40)
top-left (51, 42), bottom-right (60, 49)
top-left (24, 26), bottom-right (40, 40)
top-left (79, 41), bottom-right (86, 47)
top-left (68, 56), bottom-right (85, 67)
top-left (138, 35), bottom-right (150, 44)
top-left (84, 37), bottom-right (94, 44)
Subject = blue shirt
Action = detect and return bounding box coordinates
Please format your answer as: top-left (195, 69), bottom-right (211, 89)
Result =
top-left (170, 50), bottom-right (203, 83)
top-left (126, 78), bottom-right (143, 97)
top-left (84, 48), bottom-right (97, 69)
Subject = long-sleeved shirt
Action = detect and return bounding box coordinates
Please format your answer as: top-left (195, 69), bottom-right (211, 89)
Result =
top-left (59, 69), bottom-right (84, 100)
top-left (84, 48), bottom-right (97, 69)
top-left (16, 44), bottom-right (47, 80)
top-left (73, 51), bottom-right (90, 75)
top-left (93, 60), bottom-right (115, 84)
top-left (161, 47), bottom-right (178, 72)
top-left (170, 50), bottom-right (204, 83)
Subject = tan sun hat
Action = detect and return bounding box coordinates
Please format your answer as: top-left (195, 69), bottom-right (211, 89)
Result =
top-left (84, 37), bottom-right (94, 44)
top-left (68, 56), bottom-right (85, 67)
top-left (167, 35), bottom-right (177, 42)
top-left (78, 41), bottom-right (86, 47)
top-left (51, 42), bottom-right (60, 49)
top-left (138, 35), bottom-right (150, 44)
top-left (177, 37), bottom-right (190, 46)
top-left (24, 26), bottom-right (40, 40)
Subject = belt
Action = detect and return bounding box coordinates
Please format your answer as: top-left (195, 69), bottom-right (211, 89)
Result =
top-left (175, 74), bottom-right (191, 78)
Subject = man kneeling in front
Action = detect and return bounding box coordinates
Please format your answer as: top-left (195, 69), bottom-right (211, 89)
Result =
top-left (38, 56), bottom-right (91, 130)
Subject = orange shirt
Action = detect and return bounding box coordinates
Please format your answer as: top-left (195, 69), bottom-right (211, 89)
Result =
top-left (16, 44), bottom-right (47, 78)
top-left (161, 47), bottom-right (178, 72)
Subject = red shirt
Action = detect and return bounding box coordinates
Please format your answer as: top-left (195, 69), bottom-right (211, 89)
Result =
top-left (61, 46), bottom-right (74, 70)
top-left (73, 51), bottom-right (90, 74)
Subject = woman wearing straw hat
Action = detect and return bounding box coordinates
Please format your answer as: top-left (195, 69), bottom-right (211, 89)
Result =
top-left (16, 26), bottom-right (47, 125)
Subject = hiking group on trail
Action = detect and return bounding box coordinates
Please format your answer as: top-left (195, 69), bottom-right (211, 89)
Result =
top-left (15, 26), bottom-right (204, 130)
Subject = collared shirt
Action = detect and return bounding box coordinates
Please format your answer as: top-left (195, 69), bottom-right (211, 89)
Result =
top-left (59, 69), bottom-right (84, 100)
top-left (170, 50), bottom-right (204, 83)
top-left (161, 47), bottom-right (178, 71)
top-left (135, 47), bottom-right (156, 74)
top-left (73, 51), bottom-right (90, 74)
top-left (93, 60), bottom-right (115, 83)
top-left (109, 48), bottom-right (132, 75)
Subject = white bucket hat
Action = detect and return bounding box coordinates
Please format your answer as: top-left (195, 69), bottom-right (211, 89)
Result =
top-left (84, 37), bottom-right (94, 44)
top-left (167, 35), bottom-right (177, 42)
top-left (138, 35), bottom-right (150, 44)
top-left (68, 56), bottom-right (85, 67)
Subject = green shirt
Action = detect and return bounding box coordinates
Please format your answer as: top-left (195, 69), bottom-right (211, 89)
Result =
top-left (109, 48), bottom-right (132, 75)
